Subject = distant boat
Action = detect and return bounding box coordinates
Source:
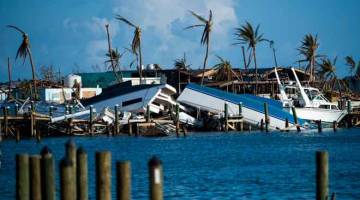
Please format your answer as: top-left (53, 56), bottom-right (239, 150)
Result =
top-left (177, 83), bottom-right (309, 130)
top-left (274, 67), bottom-right (347, 123)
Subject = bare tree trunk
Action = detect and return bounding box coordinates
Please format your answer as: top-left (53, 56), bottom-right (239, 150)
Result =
top-left (7, 57), bottom-right (12, 100)
top-left (178, 70), bottom-right (181, 94)
top-left (201, 35), bottom-right (210, 86)
top-left (105, 24), bottom-right (121, 84)
top-left (27, 47), bottom-right (37, 100)
top-left (241, 46), bottom-right (247, 70)
top-left (272, 48), bottom-right (278, 67)
top-left (253, 47), bottom-right (258, 95)
top-left (138, 38), bottom-right (144, 84)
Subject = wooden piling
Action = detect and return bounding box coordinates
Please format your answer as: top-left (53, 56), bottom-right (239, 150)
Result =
top-left (16, 154), bottom-right (30, 200)
top-left (238, 102), bottom-right (242, 117)
top-left (224, 103), bottom-right (228, 132)
top-left (15, 103), bottom-right (19, 116)
top-left (260, 119), bottom-right (264, 131)
top-left (114, 104), bottom-right (119, 135)
top-left (146, 105), bottom-right (151, 123)
top-left (41, 147), bottom-right (55, 200)
top-left (148, 156), bottom-right (163, 200)
top-left (66, 139), bottom-right (77, 198)
top-left (96, 151), bottom-right (111, 200)
top-left (332, 121), bottom-right (337, 132)
top-left (49, 106), bottom-right (53, 117)
top-left (317, 120), bottom-right (322, 133)
top-left (89, 105), bottom-right (94, 135)
top-left (60, 157), bottom-right (75, 200)
top-left (77, 147), bottom-right (88, 200)
top-left (347, 100), bottom-right (352, 114)
top-left (175, 104), bottom-right (180, 137)
top-left (3, 106), bottom-right (8, 136)
top-left (316, 151), bottom-right (329, 200)
top-left (291, 106), bottom-right (300, 132)
top-left (264, 103), bottom-right (269, 132)
top-left (285, 118), bottom-right (289, 132)
top-left (128, 120), bottom-right (132, 136)
top-left (116, 161), bottom-right (131, 200)
top-left (30, 155), bottom-right (42, 200)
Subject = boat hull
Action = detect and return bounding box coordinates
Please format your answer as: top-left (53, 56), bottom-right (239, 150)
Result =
top-left (289, 107), bottom-right (347, 123)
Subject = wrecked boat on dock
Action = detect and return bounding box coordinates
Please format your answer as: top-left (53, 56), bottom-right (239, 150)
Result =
top-left (177, 83), bottom-right (309, 131)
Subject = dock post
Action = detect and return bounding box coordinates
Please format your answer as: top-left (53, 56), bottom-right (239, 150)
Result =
top-left (96, 151), bottom-right (112, 200)
top-left (176, 104), bottom-right (180, 137)
top-left (238, 102), bottom-right (242, 117)
top-left (77, 147), bottom-right (88, 200)
top-left (260, 119), bottom-right (264, 131)
top-left (16, 154), bottom-right (30, 200)
top-left (117, 161), bottom-right (131, 200)
top-left (238, 103), bottom-right (243, 131)
top-left (115, 104), bottom-right (119, 135)
top-left (89, 105), bottom-right (94, 135)
top-left (3, 106), bottom-right (8, 136)
top-left (264, 103), bottom-right (269, 132)
top-left (128, 120), bottom-right (132, 136)
top-left (285, 118), bottom-right (289, 132)
top-left (149, 156), bottom-right (163, 200)
top-left (30, 155), bottom-right (42, 200)
top-left (291, 106), bottom-right (300, 132)
top-left (224, 103), bottom-right (228, 132)
top-left (15, 103), bottom-right (19, 116)
top-left (332, 121), bottom-right (337, 132)
top-left (347, 100), bottom-right (352, 114)
top-left (41, 147), bottom-right (55, 200)
top-left (316, 151), bottom-right (329, 200)
top-left (146, 105), bottom-right (151, 123)
top-left (60, 157), bottom-right (75, 200)
top-left (66, 139), bottom-right (77, 198)
top-left (317, 120), bottom-right (322, 133)
top-left (49, 106), bottom-right (53, 117)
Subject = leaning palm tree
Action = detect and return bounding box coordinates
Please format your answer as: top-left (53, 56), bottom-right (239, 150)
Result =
top-left (234, 22), bottom-right (267, 94)
top-left (105, 48), bottom-right (124, 83)
top-left (105, 24), bottom-right (121, 83)
top-left (116, 16), bottom-right (143, 83)
top-left (185, 10), bottom-right (213, 86)
top-left (298, 34), bottom-right (320, 82)
top-left (174, 53), bottom-right (191, 94)
top-left (7, 25), bottom-right (38, 100)
top-left (345, 56), bottom-right (360, 78)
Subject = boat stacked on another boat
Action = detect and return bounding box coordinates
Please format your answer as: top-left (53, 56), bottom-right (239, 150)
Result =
top-left (274, 67), bottom-right (347, 123)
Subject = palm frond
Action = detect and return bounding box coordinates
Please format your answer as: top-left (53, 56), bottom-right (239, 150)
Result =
top-left (115, 15), bottom-right (136, 28)
top-left (184, 24), bottom-right (205, 30)
top-left (189, 10), bottom-right (207, 23)
top-left (7, 25), bottom-right (26, 34)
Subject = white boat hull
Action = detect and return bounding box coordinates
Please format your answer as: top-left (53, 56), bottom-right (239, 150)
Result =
top-left (289, 107), bottom-right (347, 123)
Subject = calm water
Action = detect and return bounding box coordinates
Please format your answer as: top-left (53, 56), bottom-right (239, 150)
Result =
top-left (1, 128), bottom-right (360, 199)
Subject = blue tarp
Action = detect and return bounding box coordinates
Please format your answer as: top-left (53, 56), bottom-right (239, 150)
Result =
top-left (186, 83), bottom-right (306, 125)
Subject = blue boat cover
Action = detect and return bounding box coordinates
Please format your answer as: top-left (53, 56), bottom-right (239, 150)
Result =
top-left (185, 83), bottom-right (306, 125)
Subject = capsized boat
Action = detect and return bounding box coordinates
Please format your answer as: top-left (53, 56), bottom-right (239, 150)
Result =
top-left (274, 67), bottom-right (347, 123)
top-left (177, 83), bottom-right (309, 130)
top-left (81, 81), bottom-right (178, 114)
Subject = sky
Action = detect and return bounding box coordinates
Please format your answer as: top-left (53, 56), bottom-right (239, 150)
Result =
top-left (1, 0), bottom-right (360, 81)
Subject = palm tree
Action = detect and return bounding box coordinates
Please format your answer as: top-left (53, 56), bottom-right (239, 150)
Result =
top-left (105, 48), bottom-right (124, 83)
top-left (116, 16), bottom-right (143, 83)
top-left (234, 22), bottom-right (267, 94)
top-left (7, 25), bottom-right (38, 100)
top-left (174, 53), bottom-right (191, 94)
top-left (298, 34), bottom-right (320, 82)
top-left (105, 24), bottom-right (121, 83)
top-left (213, 56), bottom-right (241, 92)
top-left (345, 56), bottom-right (360, 78)
top-left (319, 57), bottom-right (342, 95)
top-left (185, 10), bottom-right (213, 86)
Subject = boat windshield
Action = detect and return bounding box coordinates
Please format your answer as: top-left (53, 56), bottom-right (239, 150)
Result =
top-left (304, 89), bottom-right (321, 100)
